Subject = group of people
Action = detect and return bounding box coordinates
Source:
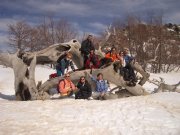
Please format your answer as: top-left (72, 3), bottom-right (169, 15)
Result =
top-left (80, 34), bottom-right (137, 85)
top-left (54, 34), bottom-right (137, 99)
top-left (57, 72), bottom-right (108, 100)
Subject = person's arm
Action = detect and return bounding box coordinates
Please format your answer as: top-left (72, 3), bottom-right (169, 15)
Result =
top-left (104, 80), bottom-right (108, 92)
top-left (91, 75), bottom-right (97, 82)
top-left (69, 60), bottom-right (75, 71)
top-left (86, 82), bottom-right (92, 97)
top-left (70, 81), bottom-right (76, 91)
top-left (76, 82), bottom-right (81, 89)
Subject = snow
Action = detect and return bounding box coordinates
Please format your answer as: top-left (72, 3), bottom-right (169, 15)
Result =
top-left (0, 65), bottom-right (180, 135)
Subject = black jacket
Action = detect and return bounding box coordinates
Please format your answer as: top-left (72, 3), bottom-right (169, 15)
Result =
top-left (80, 39), bottom-right (95, 55)
top-left (75, 81), bottom-right (92, 99)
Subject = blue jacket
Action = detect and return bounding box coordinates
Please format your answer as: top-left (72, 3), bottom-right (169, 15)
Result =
top-left (124, 55), bottom-right (133, 64)
top-left (56, 58), bottom-right (75, 71)
top-left (91, 76), bottom-right (108, 92)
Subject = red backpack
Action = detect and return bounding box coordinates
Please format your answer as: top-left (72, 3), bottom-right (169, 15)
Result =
top-left (49, 73), bottom-right (57, 79)
top-left (57, 79), bottom-right (66, 93)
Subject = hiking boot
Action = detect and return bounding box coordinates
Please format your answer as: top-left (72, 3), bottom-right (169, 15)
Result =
top-left (126, 81), bottom-right (135, 87)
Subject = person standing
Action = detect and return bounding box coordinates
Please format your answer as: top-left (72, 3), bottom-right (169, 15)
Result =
top-left (80, 35), bottom-right (95, 69)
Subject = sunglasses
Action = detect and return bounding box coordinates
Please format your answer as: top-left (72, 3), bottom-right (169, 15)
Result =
top-left (65, 75), bottom-right (70, 77)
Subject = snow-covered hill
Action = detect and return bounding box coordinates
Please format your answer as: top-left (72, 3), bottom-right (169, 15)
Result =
top-left (0, 65), bottom-right (180, 135)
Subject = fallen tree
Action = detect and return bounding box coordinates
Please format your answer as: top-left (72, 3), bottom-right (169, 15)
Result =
top-left (0, 26), bottom-right (153, 100)
top-left (0, 51), bottom-right (49, 100)
top-left (148, 78), bottom-right (180, 93)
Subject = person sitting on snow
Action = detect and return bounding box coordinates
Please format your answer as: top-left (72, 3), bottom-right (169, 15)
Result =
top-left (75, 76), bottom-right (92, 100)
top-left (58, 73), bottom-right (77, 97)
top-left (91, 73), bottom-right (108, 100)
top-left (56, 52), bottom-right (75, 76)
top-left (85, 49), bottom-right (100, 69)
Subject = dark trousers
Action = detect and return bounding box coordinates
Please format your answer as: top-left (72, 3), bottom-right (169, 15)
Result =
top-left (83, 54), bottom-right (89, 69)
top-left (120, 63), bottom-right (136, 81)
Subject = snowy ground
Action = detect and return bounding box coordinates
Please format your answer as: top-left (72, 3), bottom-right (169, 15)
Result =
top-left (0, 65), bottom-right (180, 135)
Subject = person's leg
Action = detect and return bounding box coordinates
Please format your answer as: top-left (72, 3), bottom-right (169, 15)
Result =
top-left (83, 54), bottom-right (88, 69)
top-left (57, 70), bottom-right (62, 76)
top-left (92, 92), bottom-right (101, 99)
top-left (123, 67), bottom-right (130, 81)
top-left (61, 68), bottom-right (65, 76)
top-left (126, 64), bottom-right (136, 82)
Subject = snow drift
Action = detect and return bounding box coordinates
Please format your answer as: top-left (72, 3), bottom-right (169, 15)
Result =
top-left (0, 65), bottom-right (180, 135)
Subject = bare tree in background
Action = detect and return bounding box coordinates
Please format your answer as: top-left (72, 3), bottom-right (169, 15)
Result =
top-left (55, 19), bottom-right (77, 43)
top-left (8, 21), bottom-right (31, 52)
top-left (7, 16), bottom-right (78, 52)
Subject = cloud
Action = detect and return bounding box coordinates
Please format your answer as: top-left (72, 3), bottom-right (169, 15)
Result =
top-left (26, 0), bottom-right (91, 16)
top-left (0, 18), bottom-right (17, 32)
top-left (0, 34), bottom-right (9, 52)
top-left (0, 0), bottom-right (180, 51)
top-left (88, 22), bottom-right (107, 32)
top-left (165, 12), bottom-right (180, 23)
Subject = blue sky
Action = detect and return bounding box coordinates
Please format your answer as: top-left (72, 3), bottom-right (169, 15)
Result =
top-left (0, 0), bottom-right (180, 51)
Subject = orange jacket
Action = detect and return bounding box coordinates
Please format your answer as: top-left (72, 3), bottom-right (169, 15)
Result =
top-left (59, 79), bottom-right (76, 95)
top-left (105, 52), bottom-right (119, 62)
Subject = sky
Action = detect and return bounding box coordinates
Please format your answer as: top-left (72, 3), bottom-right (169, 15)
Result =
top-left (0, 0), bottom-right (180, 51)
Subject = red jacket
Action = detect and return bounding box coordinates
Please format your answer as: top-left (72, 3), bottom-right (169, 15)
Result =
top-left (105, 52), bottom-right (119, 62)
top-left (85, 54), bottom-right (100, 69)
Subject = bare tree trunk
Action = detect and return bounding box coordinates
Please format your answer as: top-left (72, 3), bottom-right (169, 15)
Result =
top-left (1, 37), bottom-right (151, 100)
top-left (0, 52), bottom-right (49, 100)
top-left (148, 78), bottom-right (180, 93)
top-left (39, 64), bottom-right (150, 96)
top-left (131, 62), bottom-right (150, 85)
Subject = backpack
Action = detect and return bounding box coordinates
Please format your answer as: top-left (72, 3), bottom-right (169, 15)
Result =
top-left (57, 79), bottom-right (74, 97)
top-left (49, 73), bottom-right (57, 79)
top-left (57, 79), bottom-right (66, 93)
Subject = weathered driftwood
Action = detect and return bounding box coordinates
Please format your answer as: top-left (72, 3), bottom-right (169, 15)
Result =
top-left (148, 78), bottom-right (180, 93)
top-left (0, 27), bottom-right (151, 100)
top-left (131, 62), bottom-right (150, 85)
top-left (0, 42), bottom-right (151, 100)
top-left (0, 51), bottom-right (49, 100)
top-left (39, 64), bottom-right (150, 97)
